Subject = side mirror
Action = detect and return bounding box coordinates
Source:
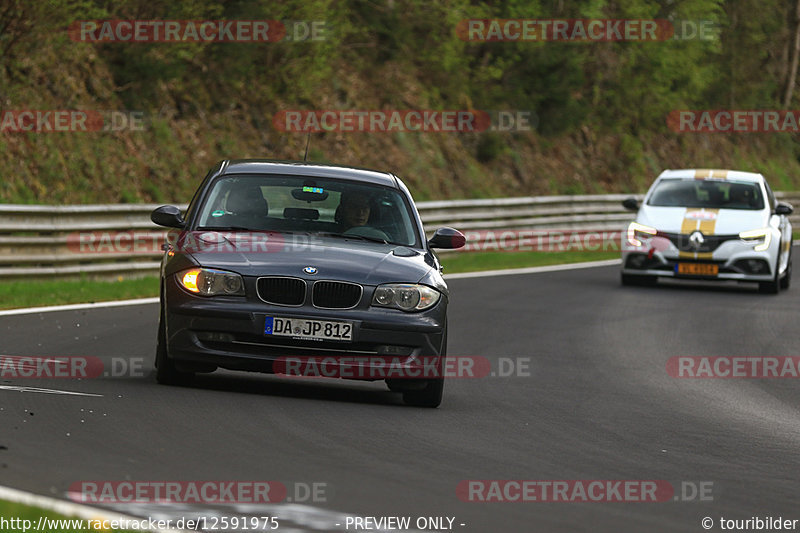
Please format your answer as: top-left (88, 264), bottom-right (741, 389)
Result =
top-left (776, 202), bottom-right (793, 216)
top-left (151, 205), bottom-right (185, 228)
top-left (428, 227), bottom-right (466, 249)
top-left (622, 197), bottom-right (639, 211)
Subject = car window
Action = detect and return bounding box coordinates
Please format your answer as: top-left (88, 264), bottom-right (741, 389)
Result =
top-left (647, 178), bottom-right (764, 210)
top-left (195, 174), bottom-right (420, 247)
top-left (763, 180), bottom-right (777, 210)
top-left (182, 167), bottom-right (216, 226)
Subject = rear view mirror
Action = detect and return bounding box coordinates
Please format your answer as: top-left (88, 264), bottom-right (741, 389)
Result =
top-left (283, 207), bottom-right (320, 220)
top-left (776, 202), bottom-right (793, 215)
top-left (151, 205), bottom-right (185, 228)
top-left (622, 197), bottom-right (639, 211)
top-left (428, 227), bottom-right (466, 249)
top-left (291, 187), bottom-right (329, 202)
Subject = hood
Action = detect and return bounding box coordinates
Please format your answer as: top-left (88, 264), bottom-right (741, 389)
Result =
top-left (178, 232), bottom-right (433, 285)
top-left (638, 205), bottom-right (769, 235)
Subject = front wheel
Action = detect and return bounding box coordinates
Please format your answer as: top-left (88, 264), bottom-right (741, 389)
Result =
top-left (759, 261), bottom-right (781, 295)
top-left (401, 326), bottom-right (446, 408)
top-left (621, 273), bottom-right (656, 286)
top-left (402, 377), bottom-right (444, 408)
top-left (780, 249), bottom-right (792, 290)
top-left (155, 303), bottom-right (193, 385)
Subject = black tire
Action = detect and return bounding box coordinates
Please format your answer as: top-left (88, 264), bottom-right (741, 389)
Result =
top-left (386, 380), bottom-right (409, 393)
top-left (155, 298), bottom-right (193, 385)
top-left (780, 249), bottom-right (792, 290)
top-left (402, 326), bottom-right (446, 408)
top-left (759, 260), bottom-right (781, 295)
top-left (621, 273), bottom-right (656, 286)
top-left (402, 373), bottom-right (444, 408)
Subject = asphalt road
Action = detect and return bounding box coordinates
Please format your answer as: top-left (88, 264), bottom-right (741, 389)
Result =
top-left (2, 263), bottom-right (800, 532)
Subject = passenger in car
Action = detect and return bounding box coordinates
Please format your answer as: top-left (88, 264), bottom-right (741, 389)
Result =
top-left (213, 186), bottom-right (268, 228)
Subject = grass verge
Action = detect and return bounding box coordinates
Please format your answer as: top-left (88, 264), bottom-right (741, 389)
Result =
top-left (440, 250), bottom-right (620, 274)
top-left (0, 251), bottom-right (620, 310)
top-left (0, 499), bottom-right (138, 532)
top-left (0, 276), bottom-right (159, 311)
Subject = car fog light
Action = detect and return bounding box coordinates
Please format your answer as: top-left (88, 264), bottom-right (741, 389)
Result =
top-left (629, 255), bottom-right (646, 268)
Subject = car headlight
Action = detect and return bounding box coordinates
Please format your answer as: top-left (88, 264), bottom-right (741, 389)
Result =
top-left (739, 228), bottom-right (772, 252)
top-left (372, 283), bottom-right (441, 311)
top-left (177, 268), bottom-right (245, 296)
top-left (627, 222), bottom-right (657, 247)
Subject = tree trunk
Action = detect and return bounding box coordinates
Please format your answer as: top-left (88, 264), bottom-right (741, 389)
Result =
top-left (783, 0), bottom-right (800, 108)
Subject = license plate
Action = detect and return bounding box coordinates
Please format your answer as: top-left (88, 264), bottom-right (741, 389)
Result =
top-left (265, 317), bottom-right (353, 341)
top-left (676, 263), bottom-right (718, 276)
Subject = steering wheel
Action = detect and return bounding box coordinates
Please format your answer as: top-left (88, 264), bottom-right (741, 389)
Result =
top-left (343, 226), bottom-right (390, 241)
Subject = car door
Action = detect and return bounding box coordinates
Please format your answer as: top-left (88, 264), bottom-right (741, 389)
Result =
top-left (764, 180), bottom-right (792, 273)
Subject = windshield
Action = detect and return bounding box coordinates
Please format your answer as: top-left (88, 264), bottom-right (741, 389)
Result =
top-left (647, 178), bottom-right (765, 210)
top-left (195, 174), bottom-right (420, 247)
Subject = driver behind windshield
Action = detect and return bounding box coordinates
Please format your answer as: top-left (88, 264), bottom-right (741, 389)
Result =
top-left (728, 184), bottom-right (755, 207)
top-left (336, 191), bottom-right (372, 230)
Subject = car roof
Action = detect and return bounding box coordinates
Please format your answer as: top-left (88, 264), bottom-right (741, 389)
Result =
top-left (657, 169), bottom-right (764, 183)
top-left (218, 159), bottom-right (399, 188)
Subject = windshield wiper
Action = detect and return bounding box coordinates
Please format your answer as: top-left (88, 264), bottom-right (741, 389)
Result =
top-left (316, 231), bottom-right (389, 245)
top-left (195, 226), bottom-right (253, 232)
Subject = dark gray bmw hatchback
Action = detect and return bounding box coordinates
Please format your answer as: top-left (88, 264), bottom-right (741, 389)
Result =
top-left (151, 160), bottom-right (465, 407)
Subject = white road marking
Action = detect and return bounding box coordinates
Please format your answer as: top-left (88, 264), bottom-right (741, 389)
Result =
top-left (0, 261), bottom-right (623, 315)
top-left (0, 385), bottom-right (102, 397)
top-left (98, 502), bottom-right (427, 533)
top-left (444, 258), bottom-right (622, 279)
top-left (0, 297), bottom-right (159, 317)
top-left (0, 244), bottom-right (795, 315)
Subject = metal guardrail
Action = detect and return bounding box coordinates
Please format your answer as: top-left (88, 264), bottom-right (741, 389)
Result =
top-left (1, 193), bottom-right (799, 279)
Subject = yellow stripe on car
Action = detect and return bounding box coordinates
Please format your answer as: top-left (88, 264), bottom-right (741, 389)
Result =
top-left (681, 212), bottom-right (698, 234)
top-left (681, 208), bottom-right (719, 259)
top-left (678, 251), bottom-right (713, 259)
top-left (699, 209), bottom-right (719, 233)
top-left (694, 169), bottom-right (729, 179)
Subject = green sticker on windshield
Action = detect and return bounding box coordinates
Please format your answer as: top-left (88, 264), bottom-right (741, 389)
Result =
top-left (303, 186), bottom-right (324, 194)
top-left (211, 210), bottom-right (225, 217)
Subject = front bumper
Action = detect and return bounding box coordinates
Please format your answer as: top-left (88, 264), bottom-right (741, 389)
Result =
top-left (621, 237), bottom-right (778, 282)
top-left (163, 276), bottom-right (447, 379)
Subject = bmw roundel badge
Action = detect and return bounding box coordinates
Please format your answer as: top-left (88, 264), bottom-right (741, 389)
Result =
top-left (303, 266), bottom-right (318, 275)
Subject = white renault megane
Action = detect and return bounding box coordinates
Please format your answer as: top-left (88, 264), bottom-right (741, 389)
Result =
top-left (621, 169), bottom-right (793, 293)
